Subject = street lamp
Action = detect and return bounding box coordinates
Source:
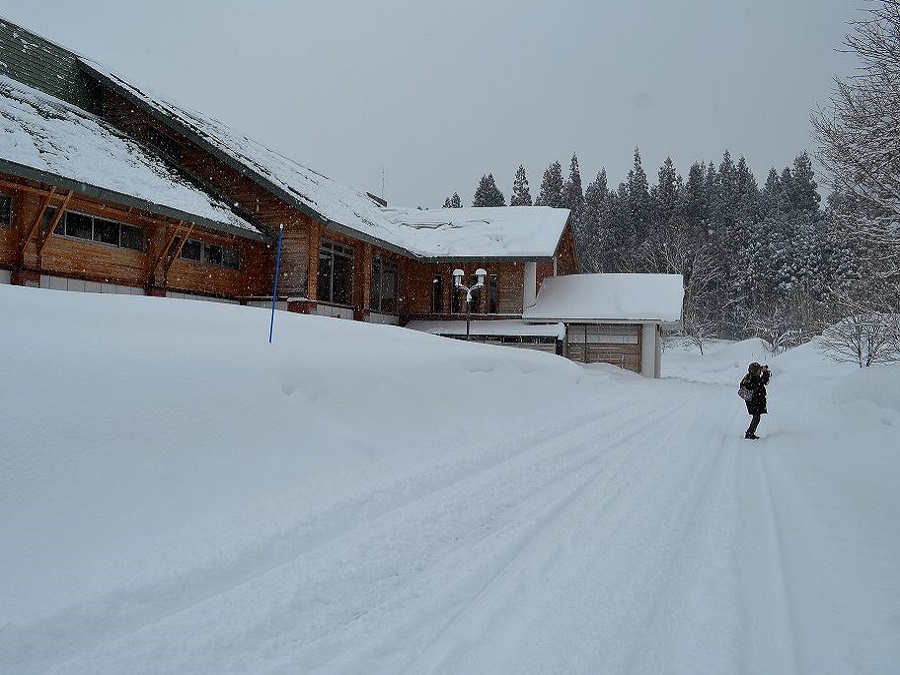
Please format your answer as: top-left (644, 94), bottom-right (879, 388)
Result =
top-left (453, 267), bottom-right (487, 340)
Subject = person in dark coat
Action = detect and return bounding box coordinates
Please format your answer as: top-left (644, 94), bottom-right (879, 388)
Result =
top-left (741, 362), bottom-right (771, 439)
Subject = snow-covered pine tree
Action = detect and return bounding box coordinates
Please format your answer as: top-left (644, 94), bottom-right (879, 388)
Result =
top-left (510, 165), bottom-right (533, 206)
top-left (625, 148), bottom-right (652, 270)
top-left (578, 169), bottom-right (610, 272)
top-left (472, 174), bottom-right (505, 207)
top-left (643, 157), bottom-right (680, 273)
top-left (443, 192), bottom-right (462, 208)
top-left (562, 153), bottom-right (584, 213)
top-left (536, 160), bottom-right (564, 208)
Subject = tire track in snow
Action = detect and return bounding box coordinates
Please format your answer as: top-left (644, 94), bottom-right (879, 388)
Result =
top-left (399, 384), bottom-right (712, 675)
top-left (737, 447), bottom-right (803, 674)
top-left (3, 396), bottom-right (647, 674)
top-left (12, 388), bottom-right (691, 674)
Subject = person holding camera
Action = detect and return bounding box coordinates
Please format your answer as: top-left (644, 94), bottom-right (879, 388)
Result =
top-left (740, 362), bottom-right (771, 439)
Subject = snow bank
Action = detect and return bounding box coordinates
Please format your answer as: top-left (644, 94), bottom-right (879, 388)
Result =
top-left (0, 284), bottom-right (589, 627)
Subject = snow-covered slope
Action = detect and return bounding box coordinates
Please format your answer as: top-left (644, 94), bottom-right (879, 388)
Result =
top-left (1, 286), bottom-right (897, 674)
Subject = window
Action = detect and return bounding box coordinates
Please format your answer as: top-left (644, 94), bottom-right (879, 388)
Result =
top-left (469, 274), bottom-right (482, 314)
top-left (318, 240), bottom-right (354, 305)
top-left (170, 237), bottom-right (240, 269)
top-left (489, 274), bottom-right (499, 313)
top-left (45, 209), bottom-right (145, 252)
top-left (371, 255), bottom-right (398, 313)
top-left (431, 275), bottom-right (443, 314)
top-left (0, 194), bottom-right (11, 228)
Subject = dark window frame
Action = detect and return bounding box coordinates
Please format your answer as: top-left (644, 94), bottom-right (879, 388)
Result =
top-left (170, 236), bottom-right (240, 270)
top-left (430, 274), bottom-right (443, 314)
top-left (44, 208), bottom-right (145, 252)
top-left (469, 274), bottom-right (482, 314)
top-left (370, 254), bottom-right (399, 314)
top-left (489, 274), bottom-right (499, 314)
top-left (0, 194), bottom-right (11, 228)
top-left (317, 240), bottom-right (355, 305)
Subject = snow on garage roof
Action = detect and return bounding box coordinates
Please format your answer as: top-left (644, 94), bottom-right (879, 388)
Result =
top-left (79, 60), bottom-right (570, 260)
top-left (523, 273), bottom-right (684, 323)
top-left (0, 75), bottom-right (264, 240)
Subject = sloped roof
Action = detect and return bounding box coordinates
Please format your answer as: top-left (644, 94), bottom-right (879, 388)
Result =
top-left (78, 59), bottom-right (570, 260)
top-left (0, 75), bottom-right (265, 240)
top-left (523, 273), bottom-right (685, 323)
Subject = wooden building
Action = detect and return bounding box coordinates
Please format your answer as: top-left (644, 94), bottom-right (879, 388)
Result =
top-left (1, 18), bottom-right (682, 374)
top-left (1, 19), bottom-right (576, 325)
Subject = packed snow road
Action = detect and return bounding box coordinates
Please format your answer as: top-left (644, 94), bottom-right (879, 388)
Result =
top-left (7, 362), bottom-right (896, 674)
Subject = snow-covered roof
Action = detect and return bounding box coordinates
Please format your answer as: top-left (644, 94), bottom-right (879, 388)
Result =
top-left (0, 75), bottom-right (265, 240)
top-left (523, 273), bottom-right (684, 323)
top-left (381, 206), bottom-right (569, 259)
top-left (406, 319), bottom-right (565, 338)
top-left (78, 60), bottom-right (570, 260)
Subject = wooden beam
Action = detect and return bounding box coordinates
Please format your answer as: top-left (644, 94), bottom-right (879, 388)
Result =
top-left (19, 186), bottom-right (56, 261)
top-left (37, 190), bottom-right (74, 255)
top-left (163, 223), bottom-right (194, 277)
top-left (150, 220), bottom-right (185, 279)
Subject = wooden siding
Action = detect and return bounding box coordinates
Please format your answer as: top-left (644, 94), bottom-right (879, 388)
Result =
top-left (1, 176), bottom-right (273, 298)
top-left (555, 222), bottom-right (580, 275)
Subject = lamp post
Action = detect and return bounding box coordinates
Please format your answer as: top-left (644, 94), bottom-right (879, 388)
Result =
top-left (453, 267), bottom-right (487, 340)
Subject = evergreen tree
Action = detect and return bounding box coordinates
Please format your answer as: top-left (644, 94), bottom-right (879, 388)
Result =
top-left (626, 148), bottom-right (652, 269)
top-left (786, 152), bottom-right (821, 214)
top-left (644, 157), bottom-right (681, 273)
top-left (577, 169), bottom-right (609, 272)
top-left (562, 153), bottom-right (584, 212)
top-left (536, 160), bottom-right (564, 207)
top-left (443, 192), bottom-right (462, 208)
top-left (472, 174), bottom-right (505, 207)
top-left (509, 165), bottom-right (533, 206)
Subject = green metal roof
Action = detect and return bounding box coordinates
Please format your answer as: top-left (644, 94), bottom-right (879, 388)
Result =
top-left (0, 17), bottom-right (100, 112)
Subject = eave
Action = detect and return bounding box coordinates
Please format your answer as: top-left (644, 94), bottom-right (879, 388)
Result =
top-left (0, 158), bottom-right (272, 243)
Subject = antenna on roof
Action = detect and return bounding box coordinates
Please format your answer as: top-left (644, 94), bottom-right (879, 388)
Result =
top-left (382, 166), bottom-right (385, 199)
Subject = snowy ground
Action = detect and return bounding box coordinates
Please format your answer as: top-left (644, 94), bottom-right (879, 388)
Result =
top-left (1, 284), bottom-right (898, 674)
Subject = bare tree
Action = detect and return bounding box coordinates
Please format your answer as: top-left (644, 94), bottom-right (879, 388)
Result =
top-left (813, 1), bottom-right (900, 240)
top-left (818, 293), bottom-right (900, 366)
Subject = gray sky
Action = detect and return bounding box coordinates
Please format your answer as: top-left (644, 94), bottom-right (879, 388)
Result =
top-left (2, 0), bottom-right (864, 208)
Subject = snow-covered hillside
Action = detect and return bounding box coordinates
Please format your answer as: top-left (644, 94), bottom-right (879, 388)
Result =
top-left (1, 284), bottom-right (897, 674)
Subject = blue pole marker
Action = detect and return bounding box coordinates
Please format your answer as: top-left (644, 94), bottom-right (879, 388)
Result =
top-left (269, 224), bottom-right (284, 344)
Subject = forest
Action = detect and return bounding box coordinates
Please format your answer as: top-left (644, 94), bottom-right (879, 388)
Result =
top-left (444, 1), bottom-right (900, 365)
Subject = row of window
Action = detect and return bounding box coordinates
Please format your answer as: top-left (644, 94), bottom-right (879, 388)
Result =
top-left (431, 273), bottom-right (499, 314)
top-left (170, 237), bottom-right (240, 270)
top-left (45, 207), bottom-right (145, 251)
top-left (316, 239), bottom-right (500, 315)
top-left (37, 207), bottom-right (241, 269)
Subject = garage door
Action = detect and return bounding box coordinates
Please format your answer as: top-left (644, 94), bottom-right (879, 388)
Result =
top-left (565, 324), bottom-right (641, 372)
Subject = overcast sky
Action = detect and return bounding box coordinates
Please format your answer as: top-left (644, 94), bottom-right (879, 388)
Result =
top-left (2, 0), bottom-right (865, 208)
